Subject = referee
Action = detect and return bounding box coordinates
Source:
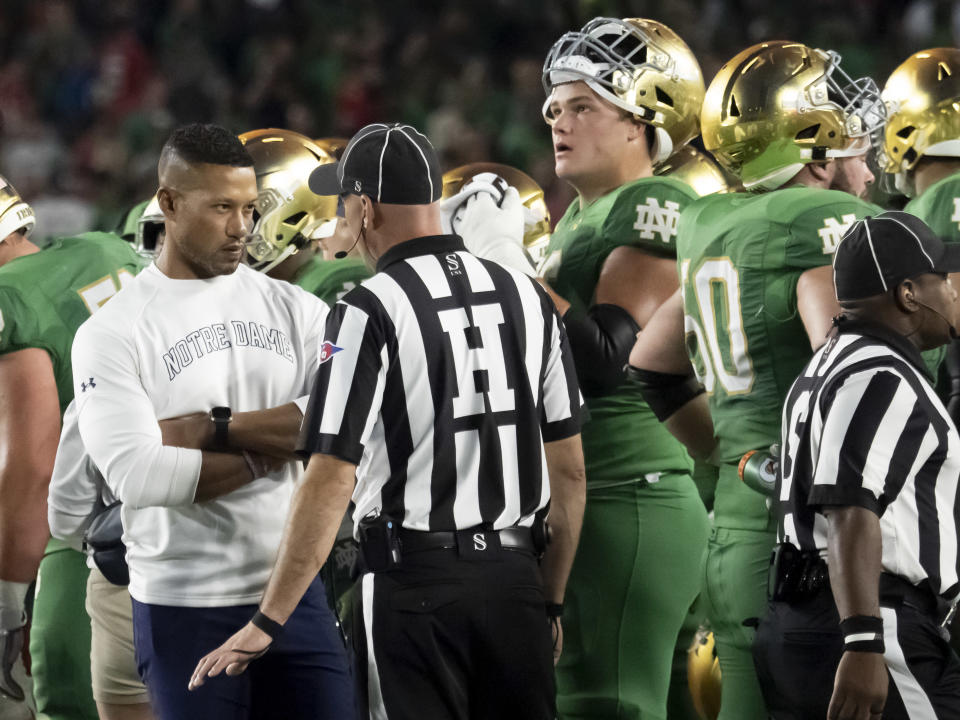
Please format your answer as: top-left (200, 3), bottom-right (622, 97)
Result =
top-left (189, 122), bottom-right (587, 720)
top-left (754, 211), bottom-right (960, 720)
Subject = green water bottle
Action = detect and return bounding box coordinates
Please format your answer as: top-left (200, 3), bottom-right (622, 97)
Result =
top-left (738, 447), bottom-right (778, 496)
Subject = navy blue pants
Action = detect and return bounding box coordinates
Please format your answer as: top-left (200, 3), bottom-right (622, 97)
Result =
top-left (132, 575), bottom-right (356, 720)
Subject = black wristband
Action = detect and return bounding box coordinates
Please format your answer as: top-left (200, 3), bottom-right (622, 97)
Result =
top-left (545, 602), bottom-right (564, 618)
top-left (251, 610), bottom-right (284, 640)
top-left (839, 615), bottom-right (884, 653)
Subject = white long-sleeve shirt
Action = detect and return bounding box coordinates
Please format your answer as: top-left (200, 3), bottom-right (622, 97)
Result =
top-left (48, 400), bottom-right (113, 559)
top-left (72, 263), bottom-right (327, 606)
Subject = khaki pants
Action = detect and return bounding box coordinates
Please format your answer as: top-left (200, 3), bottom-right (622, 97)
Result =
top-left (86, 567), bottom-right (150, 705)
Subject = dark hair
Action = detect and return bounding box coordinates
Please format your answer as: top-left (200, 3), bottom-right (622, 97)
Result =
top-left (161, 123), bottom-right (254, 168)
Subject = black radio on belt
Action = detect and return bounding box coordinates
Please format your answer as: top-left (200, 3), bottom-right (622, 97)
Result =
top-left (357, 513), bottom-right (402, 572)
top-left (768, 543), bottom-right (829, 602)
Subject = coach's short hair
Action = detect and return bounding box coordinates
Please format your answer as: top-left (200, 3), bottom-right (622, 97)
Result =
top-left (161, 123), bottom-right (254, 168)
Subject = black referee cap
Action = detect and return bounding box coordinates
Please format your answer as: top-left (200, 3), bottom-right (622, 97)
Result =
top-left (308, 123), bottom-right (441, 205)
top-left (833, 211), bottom-right (960, 301)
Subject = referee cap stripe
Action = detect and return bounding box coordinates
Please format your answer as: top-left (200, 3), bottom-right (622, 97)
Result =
top-left (395, 125), bottom-right (434, 201)
top-left (340, 123), bottom-right (390, 188)
top-left (377, 128), bottom-right (394, 203)
top-left (874, 215), bottom-right (936, 269)
top-left (863, 218), bottom-right (888, 292)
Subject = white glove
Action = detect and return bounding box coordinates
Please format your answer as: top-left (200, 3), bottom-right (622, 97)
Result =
top-left (456, 187), bottom-right (535, 276)
top-left (438, 172), bottom-right (507, 234)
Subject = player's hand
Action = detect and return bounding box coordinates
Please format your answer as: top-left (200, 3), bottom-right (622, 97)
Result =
top-left (827, 651), bottom-right (887, 719)
top-left (188, 622), bottom-right (272, 690)
top-left (159, 412), bottom-right (214, 450)
top-left (457, 188), bottom-right (536, 276)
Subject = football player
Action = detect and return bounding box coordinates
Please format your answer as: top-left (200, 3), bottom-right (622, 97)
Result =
top-left (628, 41), bottom-right (885, 719)
top-left (881, 48), bottom-right (960, 412)
top-left (240, 129), bottom-right (371, 307)
top-left (0, 175), bottom-right (147, 720)
top-left (653, 145), bottom-right (734, 720)
top-left (537, 17), bottom-right (711, 719)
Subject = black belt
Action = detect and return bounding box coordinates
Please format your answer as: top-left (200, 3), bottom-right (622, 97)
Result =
top-left (398, 527), bottom-right (537, 554)
top-left (879, 573), bottom-right (955, 627)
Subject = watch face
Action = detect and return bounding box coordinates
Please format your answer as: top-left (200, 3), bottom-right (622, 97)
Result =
top-left (212, 407), bottom-right (231, 422)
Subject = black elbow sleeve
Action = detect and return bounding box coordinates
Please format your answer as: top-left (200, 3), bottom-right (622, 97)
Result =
top-left (625, 365), bottom-right (705, 422)
top-left (561, 304), bottom-right (641, 397)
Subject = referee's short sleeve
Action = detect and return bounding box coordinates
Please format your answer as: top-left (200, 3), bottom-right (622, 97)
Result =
top-left (296, 301), bottom-right (386, 464)
top-left (540, 306), bottom-right (583, 442)
top-left (808, 368), bottom-right (921, 515)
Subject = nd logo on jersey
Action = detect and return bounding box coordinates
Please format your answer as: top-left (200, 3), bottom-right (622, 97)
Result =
top-left (818, 213), bottom-right (857, 254)
top-left (633, 198), bottom-right (680, 243)
top-left (634, 198), bottom-right (681, 243)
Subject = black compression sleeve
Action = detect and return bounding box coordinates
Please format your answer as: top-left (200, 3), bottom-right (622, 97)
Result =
top-left (625, 365), bottom-right (705, 421)
top-left (561, 304), bottom-right (641, 397)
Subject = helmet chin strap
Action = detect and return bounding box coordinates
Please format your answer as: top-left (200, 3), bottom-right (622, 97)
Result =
top-left (251, 243), bottom-right (298, 274)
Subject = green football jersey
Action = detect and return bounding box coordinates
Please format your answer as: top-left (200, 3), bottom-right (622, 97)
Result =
top-left (904, 172), bottom-right (960, 379)
top-left (292, 256), bottom-right (370, 307)
top-left (542, 176), bottom-right (698, 486)
top-left (0, 232), bottom-right (146, 413)
top-left (678, 187), bottom-right (881, 527)
top-left (904, 171), bottom-right (960, 240)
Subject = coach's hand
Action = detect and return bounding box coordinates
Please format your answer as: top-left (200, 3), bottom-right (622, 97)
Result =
top-left (188, 622), bottom-right (272, 690)
top-left (828, 651), bottom-right (887, 719)
top-left (550, 617), bottom-right (563, 666)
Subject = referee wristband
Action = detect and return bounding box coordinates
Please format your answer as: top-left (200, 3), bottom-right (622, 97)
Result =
top-left (545, 602), bottom-right (564, 618)
top-left (251, 610), bottom-right (284, 640)
top-left (839, 615), bottom-right (884, 653)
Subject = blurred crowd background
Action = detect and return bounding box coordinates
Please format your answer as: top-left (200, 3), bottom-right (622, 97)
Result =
top-left (0, 0), bottom-right (953, 240)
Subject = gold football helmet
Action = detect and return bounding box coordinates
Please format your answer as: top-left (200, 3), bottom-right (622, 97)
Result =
top-left (688, 627), bottom-right (721, 720)
top-left (0, 176), bottom-right (34, 243)
top-left (136, 196), bottom-right (164, 257)
top-left (881, 48), bottom-right (960, 196)
top-left (313, 137), bottom-right (350, 160)
top-left (654, 145), bottom-right (734, 196)
top-left (441, 162), bottom-right (552, 265)
top-left (542, 17), bottom-right (704, 163)
top-left (701, 41), bottom-right (885, 190)
top-left (308, 138), bottom-right (351, 240)
top-left (239, 129), bottom-right (337, 272)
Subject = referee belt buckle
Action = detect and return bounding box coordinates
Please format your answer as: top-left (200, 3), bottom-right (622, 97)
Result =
top-left (398, 527), bottom-right (537, 556)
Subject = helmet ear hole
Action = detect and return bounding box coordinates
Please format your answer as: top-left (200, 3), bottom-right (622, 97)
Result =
top-left (655, 86), bottom-right (674, 107)
top-left (728, 94), bottom-right (740, 118)
top-left (896, 125), bottom-right (916, 139)
top-left (795, 124), bottom-right (821, 141)
top-left (283, 211), bottom-right (307, 226)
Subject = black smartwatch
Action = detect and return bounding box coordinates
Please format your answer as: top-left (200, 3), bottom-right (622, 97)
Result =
top-left (210, 406), bottom-right (232, 448)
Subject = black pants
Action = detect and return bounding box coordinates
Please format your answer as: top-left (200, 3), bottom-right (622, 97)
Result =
top-left (753, 585), bottom-right (960, 719)
top-left (351, 545), bottom-right (555, 720)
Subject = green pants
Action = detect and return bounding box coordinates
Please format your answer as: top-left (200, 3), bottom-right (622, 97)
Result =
top-left (700, 526), bottom-right (773, 720)
top-left (30, 541), bottom-right (97, 720)
top-left (557, 475), bottom-right (710, 720)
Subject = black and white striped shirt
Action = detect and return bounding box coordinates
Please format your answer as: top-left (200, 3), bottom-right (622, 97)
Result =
top-left (778, 316), bottom-right (960, 602)
top-left (297, 234), bottom-right (582, 533)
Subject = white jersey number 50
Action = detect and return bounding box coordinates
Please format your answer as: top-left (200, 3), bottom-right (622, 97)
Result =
top-left (682, 258), bottom-right (755, 394)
